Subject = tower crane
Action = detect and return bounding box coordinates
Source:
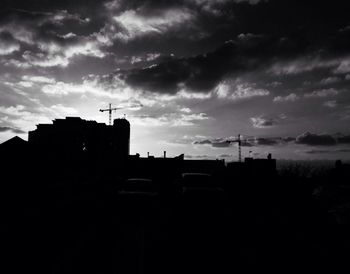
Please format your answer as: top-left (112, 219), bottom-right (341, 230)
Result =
top-left (99, 103), bottom-right (142, 125)
top-left (237, 134), bottom-right (242, 162)
top-left (229, 134), bottom-right (242, 162)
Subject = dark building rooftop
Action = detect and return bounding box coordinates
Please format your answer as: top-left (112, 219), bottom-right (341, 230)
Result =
top-left (28, 117), bottom-right (130, 159)
top-left (0, 135), bottom-right (27, 149)
top-left (0, 135), bottom-right (28, 161)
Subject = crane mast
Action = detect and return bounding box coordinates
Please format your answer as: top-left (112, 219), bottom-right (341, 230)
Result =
top-left (227, 134), bottom-right (243, 162)
top-left (238, 134), bottom-right (242, 163)
top-left (99, 103), bottom-right (142, 125)
top-left (231, 134), bottom-right (242, 162)
top-left (99, 103), bottom-right (122, 125)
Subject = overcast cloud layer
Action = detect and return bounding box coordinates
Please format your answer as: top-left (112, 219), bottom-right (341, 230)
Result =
top-left (1, 0), bottom-right (350, 160)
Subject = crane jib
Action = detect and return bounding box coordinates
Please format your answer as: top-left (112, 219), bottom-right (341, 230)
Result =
top-left (99, 103), bottom-right (142, 125)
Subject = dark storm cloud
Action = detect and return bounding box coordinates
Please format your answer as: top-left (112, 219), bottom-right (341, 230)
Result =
top-left (1, 1), bottom-right (106, 15)
top-left (121, 41), bottom-right (239, 94)
top-left (304, 150), bottom-right (331, 154)
top-left (0, 1), bottom-right (202, 69)
top-left (193, 139), bottom-right (212, 145)
top-left (192, 132), bottom-right (350, 152)
top-left (0, 126), bottom-right (26, 134)
top-left (193, 137), bottom-right (242, 148)
top-left (283, 137), bottom-right (296, 143)
top-left (212, 140), bottom-right (233, 148)
top-left (254, 138), bottom-right (278, 146)
top-left (1, 1), bottom-right (350, 105)
top-left (337, 135), bottom-right (350, 144)
top-left (176, 131), bottom-right (350, 151)
top-left (218, 154), bottom-right (233, 158)
top-left (0, 7), bottom-right (103, 68)
top-left (1, 0), bottom-right (350, 161)
top-left (0, 31), bottom-right (18, 44)
top-left (99, 0), bottom-right (350, 95)
top-left (119, 34), bottom-right (296, 94)
top-left (0, 32), bottom-right (20, 55)
top-left (2, 0), bottom-right (349, 73)
top-left (256, 133), bottom-right (350, 147)
top-left (118, 30), bottom-right (347, 95)
top-left (304, 149), bottom-right (350, 155)
top-left (193, 136), bottom-right (252, 148)
top-left (296, 132), bottom-right (337, 146)
top-left (240, 140), bottom-right (254, 147)
top-left (0, 8), bottom-right (91, 38)
top-left (185, 154), bottom-right (211, 159)
top-left (192, 136), bottom-right (282, 148)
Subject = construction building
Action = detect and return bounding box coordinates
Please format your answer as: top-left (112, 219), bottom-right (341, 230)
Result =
top-left (28, 117), bottom-right (130, 160)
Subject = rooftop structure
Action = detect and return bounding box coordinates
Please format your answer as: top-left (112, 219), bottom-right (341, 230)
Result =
top-left (28, 117), bottom-right (130, 159)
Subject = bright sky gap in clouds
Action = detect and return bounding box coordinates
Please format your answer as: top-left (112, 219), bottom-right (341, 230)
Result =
top-left (1, 0), bottom-right (350, 160)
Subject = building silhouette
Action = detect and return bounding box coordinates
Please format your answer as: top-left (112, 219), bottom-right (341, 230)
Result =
top-left (0, 135), bottom-right (27, 154)
top-left (3, 117), bottom-right (347, 273)
top-left (1, 117), bottom-right (279, 181)
top-left (28, 117), bottom-right (130, 160)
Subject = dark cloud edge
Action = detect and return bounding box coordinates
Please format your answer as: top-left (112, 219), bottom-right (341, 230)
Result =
top-left (0, 126), bottom-right (26, 134)
top-left (191, 132), bottom-right (350, 148)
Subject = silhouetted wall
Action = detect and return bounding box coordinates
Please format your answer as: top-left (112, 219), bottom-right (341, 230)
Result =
top-left (112, 118), bottom-right (130, 158)
top-left (28, 117), bottom-right (130, 161)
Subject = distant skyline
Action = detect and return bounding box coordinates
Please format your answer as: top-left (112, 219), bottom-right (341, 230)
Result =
top-left (1, 0), bottom-right (350, 160)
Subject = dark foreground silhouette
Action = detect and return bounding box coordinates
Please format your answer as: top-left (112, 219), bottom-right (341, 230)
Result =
top-left (1, 119), bottom-right (350, 273)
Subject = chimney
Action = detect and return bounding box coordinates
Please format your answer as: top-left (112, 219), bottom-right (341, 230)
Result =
top-left (164, 151), bottom-right (166, 158)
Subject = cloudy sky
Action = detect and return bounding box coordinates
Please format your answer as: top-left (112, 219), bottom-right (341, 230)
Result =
top-left (1, 0), bottom-right (350, 161)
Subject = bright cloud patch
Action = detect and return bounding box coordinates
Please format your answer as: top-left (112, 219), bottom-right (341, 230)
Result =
top-left (0, 42), bottom-right (20, 55)
top-left (273, 93), bottom-right (299, 102)
top-left (269, 57), bottom-right (338, 75)
top-left (113, 9), bottom-right (194, 40)
top-left (304, 88), bottom-right (340, 98)
top-left (215, 82), bottom-right (269, 100)
top-left (22, 75), bottom-right (56, 84)
top-left (320, 76), bottom-right (341, 85)
top-left (334, 57), bottom-right (350, 74)
top-left (18, 39), bottom-right (106, 68)
top-left (323, 100), bottom-right (337, 108)
top-left (250, 115), bottom-right (276, 128)
top-left (0, 103), bottom-right (79, 136)
top-left (130, 112), bottom-right (209, 127)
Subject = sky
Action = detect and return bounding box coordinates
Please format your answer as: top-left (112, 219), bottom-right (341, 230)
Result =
top-left (1, 0), bottom-right (350, 161)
